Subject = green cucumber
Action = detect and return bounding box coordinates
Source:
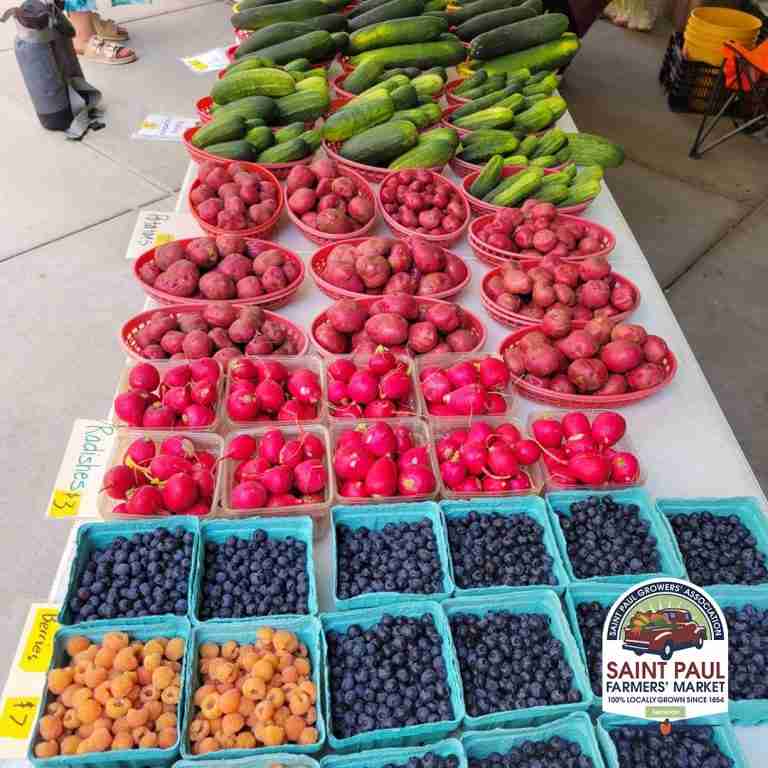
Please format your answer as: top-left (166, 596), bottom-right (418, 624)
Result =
top-left (245, 125), bottom-right (275, 152)
top-left (340, 119), bottom-right (419, 165)
top-left (563, 132), bottom-right (624, 167)
top-left (204, 140), bottom-right (254, 160)
top-left (529, 154), bottom-right (557, 167)
top-left (469, 154), bottom-right (504, 198)
top-left (233, 0), bottom-right (330, 30)
top-left (285, 58), bottom-right (311, 71)
top-left (573, 165), bottom-right (603, 184)
top-left (348, 14), bottom-right (447, 53)
top-left (479, 35), bottom-right (580, 75)
top-left (459, 75), bottom-right (508, 100)
top-left (257, 137), bottom-right (311, 162)
top-left (348, 0), bottom-right (425, 32)
top-left (275, 122), bottom-right (305, 142)
top-left (249, 30), bottom-right (335, 65)
top-left (446, 0), bottom-right (529, 25)
top-left (275, 89), bottom-right (330, 122)
top-left (208, 95), bottom-right (277, 123)
top-left (456, 5), bottom-right (538, 41)
top-left (411, 73), bottom-right (444, 102)
top-left (454, 106), bottom-right (516, 130)
top-left (343, 58), bottom-right (386, 94)
top-left (419, 126), bottom-right (459, 147)
top-left (559, 179), bottom-right (601, 206)
top-left (518, 134), bottom-right (539, 157)
top-left (390, 83), bottom-right (418, 109)
top-left (450, 84), bottom-right (520, 120)
top-left (482, 167), bottom-right (524, 199)
top-left (349, 38), bottom-right (465, 69)
top-left (234, 21), bottom-right (315, 58)
top-left (503, 154), bottom-right (528, 165)
top-left (453, 70), bottom-right (487, 95)
top-left (322, 93), bottom-right (394, 141)
top-left (470, 13), bottom-right (569, 61)
top-left (459, 132), bottom-right (518, 162)
top-left (299, 128), bottom-right (322, 151)
top-left (211, 68), bottom-right (295, 104)
top-left (191, 116), bottom-right (246, 148)
top-left (533, 183), bottom-right (569, 203)
top-left (490, 167), bottom-right (543, 205)
top-left (388, 139), bottom-right (454, 169)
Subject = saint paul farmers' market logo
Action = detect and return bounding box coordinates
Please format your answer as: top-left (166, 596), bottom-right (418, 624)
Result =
top-left (602, 578), bottom-right (728, 722)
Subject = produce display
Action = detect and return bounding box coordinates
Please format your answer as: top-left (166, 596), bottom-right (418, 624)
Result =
top-left (65, 526), bottom-right (195, 622)
top-left (606, 726), bottom-right (734, 768)
top-left (199, 529), bottom-right (311, 618)
top-left (187, 628), bottom-right (319, 753)
top-left (332, 421), bottom-right (437, 499)
top-left (326, 350), bottom-right (417, 418)
top-left (336, 64), bottom-right (447, 100)
top-left (467, 736), bottom-right (596, 768)
top-left (191, 162), bottom-right (281, 232)
top-left (552, 494), bottom-right (661, 578)
top-left (449, 93), bottom-right (566, 135)
top-left (449, 609), bottom-right (582, 715)
top-left (325, 612), bottom-right (454, 737)
top-left (447, 509), bottom-right (556, 587)
top-left (226, 357), bottom-right (323, 423)
top-left (435, 420), bottom-right (540, 493)
top-left (574, 600), bottom-right (608, 696)
top-left (33, 632), bottom-right (185, 757)
top-left (531, 411), bottom-right (642, 488)
top-left (379, 169), bottom-right (469, 239)
top-left (668, 510), bottom-right (768, 585)
top-left (502, 321), bottom-right (673, 396)
top-left (335, 517), bottom-right (443, 597)
top-left (723, 603), bottom-right (768, 701)
top-left (286, 158), bottom-right (376, 235)
top-left (314, 295), bottom-right (483, 355)
top-left (485, 253), bottom-right (636, 325)
top-left (224, 428), bottom-right (329, 510)
top-left (127, 305), bottom-right (305, 362)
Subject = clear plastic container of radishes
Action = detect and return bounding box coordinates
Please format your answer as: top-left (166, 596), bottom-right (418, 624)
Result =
top-left (329, 417), bottom-right (440, 505)
top-left (223, 354), bottom-right (327, 430)
top-left (527, 410), bottom-right (646, 492)
top-left (325, 349), bottom-right (421, 421)
top-left (219, 424), bottom-right (332, 540)
top-left (414, 353), bottom-right (517, 422)
top-left (99, 429), bottom-right (224, 520)
top-left (432, 415), bottom-right (544, 499)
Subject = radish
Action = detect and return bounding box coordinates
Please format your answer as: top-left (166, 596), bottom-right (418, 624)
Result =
top-left (398, 446), bottom-right (429, 470)
top-left (591, 412), bottom-right (626, 447)
top-left (287, 369), bottom-right (321, 404)
top-left (482, 476), bottom-right (511, 492)
top-left (394, 426), bottom-right (414, 453)
top-left (301, 433), bottom-right (325, 459)
top-left (230, 357), bottom-right (259, 381)
top-left (444, 383), bottom-right (487, 415)
top-left (163, 365), bottom-right (192, 388)
top-left (162, 472), bottom-right (199, 513)
top-left (441, 459), bottom-right (466, 489)
top-left (340, 480), bottom-right (368, 498)
top-left (509, 474), bottom-right (532, 490)
top-left (380, 368), bottom-right (411, 401)
top-left (328, 358), bottom-right (356, 382)
top-left (114, 391), bottom-right (148, 427)
top-left (256, 379), bottom-right (285, 413)
top-left (456, 476), bottom-right (482, 492)
top-left (467, 421), bottom-right (494, 444)
top-left (514, 440), bottom-right (541, 465)
top-left (368, 350), bottom-right (397, 375)
top-left (334, 446), bottom-right (374, 481)
top-left (562, 412), bottom-right (591, 439)
top-left (445, 361), bottom-right (478, 389)
top-left (365, 457), bottom-right (398, 497)
top-left (189, 357), bottom-right (220, 383)
top-left (279, 439), bottom-right (304, 469)
top-left (611, 452), bottom-right (640, 483)
top-left (347, 370), bottom-right (379, 404)
top-left (181, 404), bottom-right (215, 428)
top-left (231, 480), bottom-right (267, 509)
top-left (102, 465), bottom-right (135, 500)
top-left (568, 453), bottom-right (611, 485)
top-left (190, 380), bottom-right (217, 407)
top-left (294, 460), bottom-right (327, 495)
top-left (150, 454), bottom-right (193, 481)
top-left (227, 390), bottom-right (260, 421)
top-left (532, 418), bottom-right (563, 449)
top-left (487, 442), bottom-right (519, 478)
top-left (365, 400), bottom-right (396, 418)
top-left (363, 422), bottom-right (397, 457)
top-left (142, 403), bottom-right (176, 428)
top-left (328, 379), bottom-right (349, 405)
top-left (436, 436), bottom-right (458, 462)
top-left (126, 485), bottom-right (163, 516)
top-left (261, 465), bottom-right (293, 495)
top-left (421, 370), bottom-right (452, 404)
top-left (128, 363), bottom-right (160, 392)
top-left (460, 442), bottom-right (487, 475)
top-left (398, 465), bottom-right (436, 496)
top-left (258, 429), bottom-right (284, 464)
top-left (496, 423), bottom-right (522, 444)
top-left (222, 434), bottom-right (257, 461)
top-left (237, 457), bottom-right (270, 482)
top-left (126, 437), bottom-right (157, 466)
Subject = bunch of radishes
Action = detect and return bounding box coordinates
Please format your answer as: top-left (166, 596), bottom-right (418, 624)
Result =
top-left (380, 170), bottom-right (467, 236)
top-left (485, 254), bottom-right (636, 323)
top-left (191, 161), bottom-right (280, 231)
top-left (327, 351), bottom-right (415, 419)
top-left (114, 359), bottom-right (220, 429)
top-left (287, 158), bottom-right (375, 234)
top-left (320, 237), bottom-right (466, 298)
top-left (503, 319), bottom-right (671, 395)
top-left (531, 411), bottom-right (640, 487)
top-left (130, 305), bottom-right (299, 365)
top-left (315, 295), bottom-right (480, 356)
top-left (333, 422), bottom-right (437, 499)
top-left (475, 203), bottom-right (606, 257)
top-left (418, 356), bottom-right (510, 417)
top-left (102, 435), bottom-right (218, 517)
top-left (138, 235), bottom-right (299, 301)
top-left (226, 357), bottom-right (322, 424)
top-left (437, 421), bottom-right (540, 494)
top-left (226, 430), bottom-right (328, 510)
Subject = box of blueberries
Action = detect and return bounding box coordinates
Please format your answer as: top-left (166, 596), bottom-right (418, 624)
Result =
top-left (442, 591), bottom-right (592, 730)
top-left (320, 601), bottom-right (465, 752)
top-left (596, 714), bottom-right (749, 768)
top-left (563, 584), bottom-right (627, 711)
top-left (656, 497), bottom-right (768, 589)
top-left (192, 517), bottom-right (318, 623)
top-left (58, 517), bottom-right (200, 627)
top-left (545, 490), bottom-right (685, 585)
top-left (176, 756), bottom-right (320, 768)
top-left (709, 585), bottom-right (768, 726)
top-left (461, 711), bottom-right (606, 768)
top-left (440, 498), bottom-right (569, 597)
top-left (321, 736), bottom-right (466, 768)
top-left (330, 502), bottom-right (455, 611)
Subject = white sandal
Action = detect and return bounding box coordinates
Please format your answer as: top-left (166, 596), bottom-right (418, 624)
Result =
top-left (79, 35), bottom-right (137, 65)
top-left (93, 14), bottom-right (130, 41)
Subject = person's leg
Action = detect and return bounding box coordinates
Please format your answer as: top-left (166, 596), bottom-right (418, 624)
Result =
top-left (68, 9), bottom-right (95, 53)
top-left (68, 9), bottom-right (136, 61)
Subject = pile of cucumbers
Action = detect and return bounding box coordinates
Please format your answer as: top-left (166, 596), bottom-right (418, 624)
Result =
top-left (468, 155), bottom-right (603, 208)
top-left (193, 62), bottom-right (331, 164)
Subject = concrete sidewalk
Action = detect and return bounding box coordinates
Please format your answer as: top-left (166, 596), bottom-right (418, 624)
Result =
top-left (0, 1), bottom-right (765, 689)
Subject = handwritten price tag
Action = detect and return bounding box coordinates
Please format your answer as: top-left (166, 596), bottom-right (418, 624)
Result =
top-left (0, 696), bottom-right (39, 740)
top-left (20, 608), bottom-right (59, 674)
top-left (48, 489), bottom-right (81, 519)
top-left (180, 48), bottom-right (230, 74)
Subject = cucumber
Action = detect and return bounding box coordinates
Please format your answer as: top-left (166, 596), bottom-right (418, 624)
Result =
top-left (392, 103), bottom-right (441, 128)
top-left (503, 154), bottom-right (528, 165)
top-left (211, 68), bottom-right (295, 104)
top-left (343, 58), bottom-right (386, 94)
top-left (348, 0), bottom-right (398, 17)
top-left (223, 56), bottom-right (273, 78)
top-left (285, 57), bottom-right (311, 70)
top-left (208, 95), bottom-right (277, 123)
top-left (275, 122), bottom-right (305, 142)
top-left (204, 140), bottom-right (254, 161)
top-left (459, 131), bottom-right (518, 162)
top-left (456, 5), bottom-right (538, 41)
top-left (530, 154), bottom-right (557, 167)
top-left (245, 125), bottom-right (275, 152)
top-left (462, 128), bottom-right (515, 145)
top-left (450, 84), bottom-right (520, 120)
top-left (322, 93), bottom-right (394, 141)
top-left (470, 13), bottom-right (569, 61)
top-left (340, 119), bottom-right (419, 165)
top-left (390, 83), bottom-right (418, 109)
top-left (482, 167), bottom-right (525, 199)
top-left (532, 127), bottom-right (566, 158)
top-left (295, 75), bottom-right (329, 92)
top-left (423, 66), bottom-right (447, 80)
top-left (411, 73), bottom-right (445, 102)
top-left (275, 89), bottom-right (330, 122)
top-left (563, 132), bottom-right (625, 167)
top-left (446, 0), bottom-right (528, 24)
top-left (378, 67), bottom-right (419, 81)
top-left (522, 72), bottom-right (559, 95)
top-left (518, 134), bottom-right (539, 157)
top-left (454, 106), bottom-right (516, 130)
top-left (479, 35), bottom-right (580, 75)
top-left (533, 183), bottom-right (569, 203)
top-left (245, 117), bottom-right (266, 128)
top-left (512, 102), bottom-right (554, 132)
top-left (299, 128), bottom-right (322, 151)
top-left (453, 70), bottom-right (487, 95)
top-left (419, 126), bottom-right (459, 147)
top-left (257, 137), bottom-right (311, 162)
top-left (348, 0), bottom-right (425, 32)
top-left (388, 139), bottom-right (455, 169)
top-left (349, 38), bottom-right (465, 69)
top-left (495, 92), bottom-right (524, 111)
top-left (304, 11), bottom-right (347, 30)
top-left (191, 116), bottom-right (246, 148)
top-left (425, 0), bottom-right (447, 9)
top-left (234, 21), bottom-right (315, 58)
top-left (573, 165), bottom-right (603, 185)
top-left (469, 154), bottom-right (504, 198)
top-left (490, 167), bottom-right (543, 205)
top-left (460, 74), bottom-right (507, 100)
top-left (559, 179), bottom-right (601, 205)
top-left (331, 31), bottom-right (350, 50)
top-left (233, 0), bottom-right (328, 25)
top-left (348, 14), bottom-right (447, 54)
top-left (248, 30), bottom-right (335, 64)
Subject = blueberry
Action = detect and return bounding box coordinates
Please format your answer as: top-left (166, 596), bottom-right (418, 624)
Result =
top-left (327, 614), bottom-right (453, 738)
top-left (723, 603), bottom-right (768, 700)
top-left (447, 511), bottom-right (556, 589)
top-left (609, 725), bottom-right (733, 768)
top-left (450, 610), bottom-right (581, 716)
top-left (669, 511), bottom-right (768, 586)
top-left (557, 496), bottom-right (660, 578)
top-left (574, 600), bottom-right (609, 696)
top-left (200, 530), bottom-right (309, 620)
top-left (469, 735), bottom-right (594, 768)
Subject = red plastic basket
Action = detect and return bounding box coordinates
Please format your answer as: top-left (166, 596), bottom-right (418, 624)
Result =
top-left (133, 238), bottom-right (305, 309)
top-left (462, 167), bottom-right (592, 217)
top-left (284, 166), bottom-right (379, 245)
top-left (120, 304), bottom-right (309, 361)
top-left (321, 140), bottom-right (429, 183)
top-left (196, 96), bottom-right (214, 124)
top-left (337, 54), bottom-right (354, 73)
top-left (226, 44), bottom-right (237, 62)
top-left (234, 29), bottom-right (250, 44)
top-left (444, 79), bottom-right (471, 106)
top-left (450, 155), bottom-right (482, 178)
top-left (188, 162), bottom-right (283, 238)
top-left (310, 238), bottom-right (471, 301)
top-left (377, 169), bottom-right (470, 247)
top-left (469, 213), bottom-right (616, 263)
top-left (480, 266), bottom-right (641, 328)
top-left (311, 295), bottom-right (487, 357)
top-left (498, 324), bottom-right (678, 408)
top-left (331, 72), bottom-right (355, 101)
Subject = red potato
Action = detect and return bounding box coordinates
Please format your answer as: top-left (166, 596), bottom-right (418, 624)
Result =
top-left (286, 165), bottom-right (316, 196)
top-left (288, 188), bottom-right (316, 216)
top-left (199, 271), bottom-right (236, 300)
top-left (327, 299), bottom-right (368, 333)
top-left (371, 293), bottom-right (419, 320)
top-left (252, 249), bottom-right (285, 275)
top-left (366, 313), bottom-right (409, 346)
top-left (385, 272), bottom-right (418, 295)
top-left (408, 322), bottom-right (438, 353)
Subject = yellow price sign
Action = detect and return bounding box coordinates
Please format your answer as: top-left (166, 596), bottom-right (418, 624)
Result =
top-left (154, 232), bottom-right (173, 247)
top-left (20, 608), bottom-right (59, 673)
top-left (47, 489), bottom-right (81, 518)
top-left (0, 697), bottom-right (39, 740)
top-left (187, 58), bottom-right (208, 71)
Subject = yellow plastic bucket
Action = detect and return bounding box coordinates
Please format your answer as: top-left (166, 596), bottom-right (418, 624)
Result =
top-left (690, 6), bottom-right (762, 33)
top-left (683, 36), bottom-right (728, 66)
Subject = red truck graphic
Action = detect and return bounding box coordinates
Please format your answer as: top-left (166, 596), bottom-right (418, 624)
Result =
top-left (622, 609), bottom-right (706, 660)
